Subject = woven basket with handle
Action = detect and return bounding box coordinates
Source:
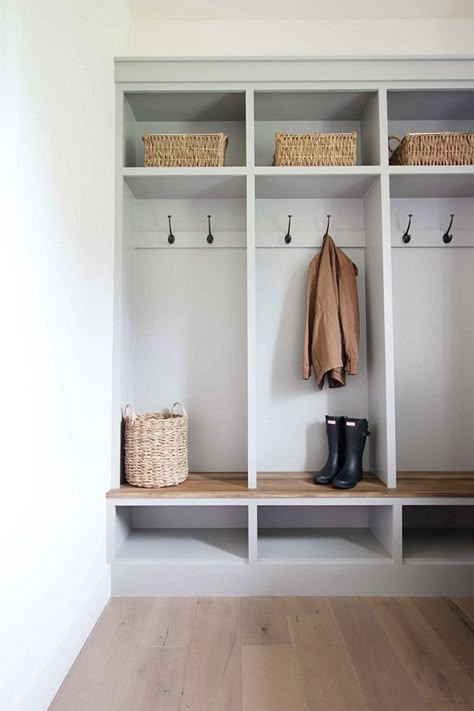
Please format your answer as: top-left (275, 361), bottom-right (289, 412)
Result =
top-left (274, 131), bottom-right (357, 166)
top-left (143, 133), bottom-right (228, 167)
top-left (389, 132), bottom-right (474, 166)
top-left (123, 403), bottom-right (188, 488)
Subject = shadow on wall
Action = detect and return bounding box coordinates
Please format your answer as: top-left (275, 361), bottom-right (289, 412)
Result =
top-left (271, 257), bottom-right (309, 399)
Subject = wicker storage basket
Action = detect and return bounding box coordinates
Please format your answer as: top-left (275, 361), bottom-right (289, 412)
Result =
top-left (274, 131), bottom-right (357, 166)
top-left (143, 133), bottom-right (228, 167)
top-left (123, 403), bottom-right (188, 488)
top-left (389, 132), bottom-right (474, 166)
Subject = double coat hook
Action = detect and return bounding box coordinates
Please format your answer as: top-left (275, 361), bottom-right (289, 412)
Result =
top-left (283, 214), bottom-right (332, 245)
top-left (401, 213), bottom-right (456, 245)
top-left (167, 215), bottom-right (216, 245)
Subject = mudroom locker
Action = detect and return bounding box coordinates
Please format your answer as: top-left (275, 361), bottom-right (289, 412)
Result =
top-left (107, 59), bottom-right (474, 596)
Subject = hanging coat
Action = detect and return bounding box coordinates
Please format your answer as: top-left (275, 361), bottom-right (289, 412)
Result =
top-left (303, 234), bottom-right (360, 390)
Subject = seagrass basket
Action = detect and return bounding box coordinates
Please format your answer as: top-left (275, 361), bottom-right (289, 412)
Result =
top-left (273, 131), bottom-right (357, 166)
top-left (389, 132), bottom-right (474, 166)
top-left (123, 403), bottom-right (188, 488)
top-left (143, 133), bottom-right (228, 167)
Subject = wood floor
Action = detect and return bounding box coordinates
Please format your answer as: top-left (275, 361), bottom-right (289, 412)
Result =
top-left (50, 596), bottom-right (474, 711)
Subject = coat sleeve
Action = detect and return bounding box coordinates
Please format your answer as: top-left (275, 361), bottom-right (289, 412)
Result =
top-left (338, 261), bottom-right (360, 375)
top-left (303, 263), bottom-right (316, 380)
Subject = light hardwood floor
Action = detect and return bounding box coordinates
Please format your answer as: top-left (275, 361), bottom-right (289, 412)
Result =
top-left (50, 596), bottom-right (474, 711)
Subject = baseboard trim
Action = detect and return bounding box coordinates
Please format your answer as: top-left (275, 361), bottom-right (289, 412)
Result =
top-left (18, 570), bottom-right (110, 711)
top-left (111, 561), bottom-right (474, 597)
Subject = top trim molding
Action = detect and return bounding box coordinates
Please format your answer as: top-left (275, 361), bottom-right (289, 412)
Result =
top-left (114, 57), bottom-right (474, 84)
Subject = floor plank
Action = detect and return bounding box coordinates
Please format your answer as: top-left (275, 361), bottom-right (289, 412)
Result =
top-left (451, 597), bottom-right (474, 624)
top-left (288, 600), bottom-right (368, 710)
top-left (329, 597), bottom-right (428, 711)
top-left (51, 596), bottom-right (474, 711)
top-left (371, 597), bottom-right (474, 709)
top-left (179, 597), bottom-right (241, 711)
top-left (117, 647), bottom-right (187, 711)
top-left (50, 598), bottom-right (154, 710)
top-left (241, 645), bottom-right (305, 711)
top-left (412, 597), bottom-right (474, 681)
top-left (281, 596), bottom-right (324, 617)
top-left (140, 597), bottom-right (197, 648)
top-left (240, 596), bottom-right (291, 645)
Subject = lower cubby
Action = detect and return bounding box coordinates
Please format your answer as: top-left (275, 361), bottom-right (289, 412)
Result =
top-left (112, 505), bottom-right (249, 564)
top-left (257, 505), bottom-right (393, 563)
top-left (403, 504), bottom-right (474, 564)
top-left (107, 498), bottom-right (474, 595)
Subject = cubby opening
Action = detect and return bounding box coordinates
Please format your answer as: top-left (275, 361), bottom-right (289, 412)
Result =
top-left (118, 177), bottom-right (248, 483)
top-left (254, 91), bottom-right (380, 166)
top-left (255, 174), bottom-right (391, 485)
top-left (403, 505), bottom-right (474, 563)
top-left (123, 91), bottom-right (247, 167)
top-left (114, 505), bottom-right (249, 563)
top-left (391, 175), bottom-right (474, 475)
top-left (387, 90), bottom-right (474, 166)
top-left (257, 505), bottom-right (393, 562)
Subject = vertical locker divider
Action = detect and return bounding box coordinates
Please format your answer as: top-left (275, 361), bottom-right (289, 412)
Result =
top-left (246, 89), bottom-right (257, 488)
top-left (111, 86), bottom-right (125, 490)
top-left (248, 503), bottom-right (258, 565)
top-left (368, 503), bottom-right (395, 560)
top-left (392, 501), bottom-right (404, 564)
top-left (378, 87), bottom-right (397, 487)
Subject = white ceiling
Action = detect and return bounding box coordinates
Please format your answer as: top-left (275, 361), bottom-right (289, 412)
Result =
top-left (130, 0), bottom-right (474, 21)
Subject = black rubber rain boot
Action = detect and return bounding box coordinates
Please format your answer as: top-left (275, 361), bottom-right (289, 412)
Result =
top-left (314, 416), bottom-right (346, 485)
top-left (332, 418), bottom-right (369, 489)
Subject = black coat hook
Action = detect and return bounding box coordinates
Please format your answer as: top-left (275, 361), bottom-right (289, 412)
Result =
top-left (443, 214), bottom-right (455, 244)
top-left (324, 214), bottom-right (331, 238)
top-left (284, 215), bottom-right (292, 244)
top-left (207, 215), bottom-right (214, 244)
top-left (167, 215), bottom-right (175, 245)
top-left (402, 214), bottom-right (413, 244)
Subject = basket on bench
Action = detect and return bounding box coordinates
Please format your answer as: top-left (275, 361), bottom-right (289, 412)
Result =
top-left (123, 403), bottom-right (188, 488)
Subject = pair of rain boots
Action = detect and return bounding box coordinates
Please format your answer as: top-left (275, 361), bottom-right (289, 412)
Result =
top-left (314, 416), bottom-right (370, 489)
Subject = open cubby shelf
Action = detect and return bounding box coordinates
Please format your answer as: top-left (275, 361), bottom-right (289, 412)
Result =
top-left (258, 528), bottom-right (391, 563)
top-left (117, 528), bottom-right (248, 564)
top-left (402, 504), bottom-right (474, 564)
top-left (110, 59), bottom-right (474, 596)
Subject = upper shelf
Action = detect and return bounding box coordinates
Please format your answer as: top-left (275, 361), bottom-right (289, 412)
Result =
top-left (122, 166), bottom-right (474, 200)
top-left (255, 170), bottom-right (380, 199)
top-left (125, 92), bottom-right (246, 122)
top-left (386, 90), bottom-right (474, 167)
top-left (124, 91), bottom-right (247, 168)
top-left (390, 170), bottom-right (474, 199)
top-left (123, 168), bottom-right (247, 199)
top-left (254, 90), bottom-right (380, 167)
top-left (387, 90), bottom-right (474, 122)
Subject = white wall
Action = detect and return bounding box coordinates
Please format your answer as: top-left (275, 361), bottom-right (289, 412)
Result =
top-left (130, 18), bottom-right (474, 57)
top-left (1, 0), bottom-right (472, 708)
top-left (0, 1), bottom-right (131, 709)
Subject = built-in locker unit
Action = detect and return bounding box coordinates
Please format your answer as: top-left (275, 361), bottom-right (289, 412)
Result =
top-left (108, 58), bottom-right (474, 596)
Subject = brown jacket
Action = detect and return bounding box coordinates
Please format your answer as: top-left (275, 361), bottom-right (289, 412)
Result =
top-left (303, 235), bottom-right (360, 390)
